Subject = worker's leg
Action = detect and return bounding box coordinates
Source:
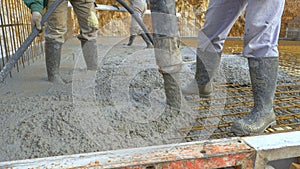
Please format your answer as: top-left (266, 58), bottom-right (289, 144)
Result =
top-left (231, 0), bottom-right (285, 136)
top-left (136, 3), bottom-right (153, 48)
top-left (150, 0), bottom-right (183, 108)
top-left (128, 15), bottom-right (139, 47)
top-left (45, 0), bottom-right (68, 43)
top-left (127, 34), bottom-right (136, 46)
top-left (182, 0), bottom-right (247, 95)
top-left (44, 0), bottom-right (68, 83)
top-left (128, 6), bottom-right (144, 46)
top-left (71, 0), bottom-right (99, 70)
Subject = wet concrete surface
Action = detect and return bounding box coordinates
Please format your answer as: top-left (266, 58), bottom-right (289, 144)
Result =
top-left (0, 37), bottom-right (299, 162)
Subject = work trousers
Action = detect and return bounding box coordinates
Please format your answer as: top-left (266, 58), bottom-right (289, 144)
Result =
top-left (129, 0), bottom-right (147, 35)
top-left (45, 0), bottom-right (99, 43)
top-left (197, 0), bottom-right (285, 58)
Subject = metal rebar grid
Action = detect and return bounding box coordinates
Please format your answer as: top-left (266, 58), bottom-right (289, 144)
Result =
top-left (179, 83), bottom-right (300, 140)
top-left (0, 0), bottom-right (44, 75)
top-left (279, 52), bottom-right (300, 77)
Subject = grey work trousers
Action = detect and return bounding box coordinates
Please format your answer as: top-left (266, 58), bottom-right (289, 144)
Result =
top-left (45, 0), bottom-right (99, 43)
top-left (197, 0), bottom-right (285, 58)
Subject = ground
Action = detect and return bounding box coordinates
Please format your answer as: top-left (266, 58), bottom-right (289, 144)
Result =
top-left (0, 37), bottom-right (298, 162)
top-left (0, 37), bottom-right (197, 162)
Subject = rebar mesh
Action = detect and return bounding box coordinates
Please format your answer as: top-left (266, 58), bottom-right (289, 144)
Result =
top-left (280, 52), bottom-right (300, 77)
top-left (0, 0), bottom-right (44, 76)
top-left (179, 83), bottom-right (300, 140)
top-left (179, 38), bottom-right (300, 140)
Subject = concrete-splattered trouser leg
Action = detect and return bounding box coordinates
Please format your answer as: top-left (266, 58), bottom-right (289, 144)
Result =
top-left (71, 0), bottom-right (99, 70)
top-left (44, 0), bottom-right (69, 83)
top-left (150, 0), bottom-right (183, 108)
top-left (231, 0), bottom-right (285, 136)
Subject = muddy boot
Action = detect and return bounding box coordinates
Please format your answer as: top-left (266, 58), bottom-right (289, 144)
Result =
top-left (127, 35), bottom-right (136, 46)
top-left (231, 57), bottom-right (278, 136)
top-left (81, 40), bottom-right (98, 70)
top-left (45, 38), bottom-right (64, 84)
top-left (181, 78), bottom-right (198, 94)
top-left (162, 72), bottom-right (182, 109)
top-left (140, 33), bottom-right (153, 48)
top-left (181, 49), bottom-right (221, 97)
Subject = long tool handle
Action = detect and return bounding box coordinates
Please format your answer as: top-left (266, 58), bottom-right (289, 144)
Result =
top-left (0, 0), bottom-right (65, 83)
top-left (115, 0), bottom-right (154, 45)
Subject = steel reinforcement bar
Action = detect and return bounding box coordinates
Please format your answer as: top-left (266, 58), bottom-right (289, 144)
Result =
top-left (0, 0), bottom-right (44, 76)
top-left (179, 83), bottom-right (300, 140)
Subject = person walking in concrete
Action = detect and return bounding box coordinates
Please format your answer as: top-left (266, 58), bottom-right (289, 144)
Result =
top-left (181, 0), bottom-right (285, 136)
top-left (127, 0), bottom-right (153, 48)
top-left (149, 0), bottom-right (183, 109)
top-left (23, 0), bottom-right (99, 84)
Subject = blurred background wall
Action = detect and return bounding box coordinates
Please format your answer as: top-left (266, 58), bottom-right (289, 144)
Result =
top-left (67, 0), bottom-right (300, 38)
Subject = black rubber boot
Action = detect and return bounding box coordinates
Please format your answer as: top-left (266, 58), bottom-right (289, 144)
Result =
top-left (45, 38), bottom-right (64, 84)
top-left (181, 49), bottom-right (221, 97)
top-left (127, 35), bottom-right (136, 46)
top-left (231, 57), bottom-right (278, 136)
top-left (81, 40), bottom-right (98, 70)
top-left (140, 33), bottom-right (153, 48)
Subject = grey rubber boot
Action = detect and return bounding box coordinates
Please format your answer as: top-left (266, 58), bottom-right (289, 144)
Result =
top-left (162, 72), bottom-right (182, 108)
top-left (181, 49), bottom-right (221, 97)
top-left (81, 40), bottom-right (98, 70)
top-left (127, 35), bottom-right (136, 46)
top-left (140, 33), bottom-right (153, 48)
top-left (45, 38), bottom-right (65, 84)
top-left (231, 57), bottom-right (278, 136)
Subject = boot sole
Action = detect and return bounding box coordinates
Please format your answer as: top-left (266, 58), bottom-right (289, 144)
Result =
top-left (199, 93), bottom-right (212, 98)
top-left (232, 120), bottom-right (277, 136)
top-left (181, 92), bottom-right (212, 98)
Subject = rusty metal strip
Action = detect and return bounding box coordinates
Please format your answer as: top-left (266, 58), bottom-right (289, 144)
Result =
top-left (0, 137), bottom-right (255, 169)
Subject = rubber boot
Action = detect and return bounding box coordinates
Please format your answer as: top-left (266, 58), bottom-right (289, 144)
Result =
top-left (127, 35), bottom-right (136, 46)
top-left (181, 49), bottom-right (221, 97)
top-left (140, 33), bottom-right (153, 48)
top-left (45, 38), bottom-right (65, 84)
top-left (161, 72), bottom-right (182, 109)
top-left (81, 40), bottom-right (98, 70)
top-left (231, 57), bottom-right (278, 136)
